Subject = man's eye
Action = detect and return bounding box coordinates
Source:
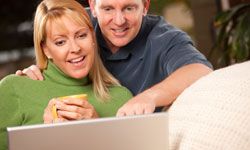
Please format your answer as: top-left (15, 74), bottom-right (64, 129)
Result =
top-left (126, 7), bottom-right (133, 11)
top-left (55, 40), bottom-right (65, 46)
top-left (125, 6), bottom-right (135, 12)
top-left (103, 7), bottom-right (112, 12)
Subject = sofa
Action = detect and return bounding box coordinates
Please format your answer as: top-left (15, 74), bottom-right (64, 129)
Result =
top-left (168, 61), bottom-right (250, 150)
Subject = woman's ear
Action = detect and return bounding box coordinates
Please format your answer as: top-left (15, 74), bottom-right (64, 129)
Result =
top-left (88, 0), bottom-right (97, 17)
top-left (42, 44), bottom-right (52, 59)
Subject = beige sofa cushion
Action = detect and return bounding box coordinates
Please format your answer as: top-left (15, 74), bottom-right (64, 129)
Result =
top-left (169, 61), bottom-right (250, 150)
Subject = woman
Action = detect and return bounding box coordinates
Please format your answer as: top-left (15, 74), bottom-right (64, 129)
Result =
top-left (0, 0), bottom-right (132, 149)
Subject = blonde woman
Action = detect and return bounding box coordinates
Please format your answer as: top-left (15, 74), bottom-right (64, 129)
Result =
top-left (0, 0), bottom-right (132, 149)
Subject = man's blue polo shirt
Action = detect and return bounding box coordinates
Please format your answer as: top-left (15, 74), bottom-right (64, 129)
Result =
top-left (93, 15), bottom-right (212, 96)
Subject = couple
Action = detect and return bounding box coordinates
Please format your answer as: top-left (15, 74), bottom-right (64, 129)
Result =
top-left (0, 0), bottom-right (212, 149)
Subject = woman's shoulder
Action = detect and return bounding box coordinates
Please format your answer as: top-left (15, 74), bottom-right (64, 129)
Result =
top-left (1, 75), bottom-right (18, 91)
top-left (1, 74), bottom-right (18, 83)
top-left (108, 85), bottom-right (133, 98)
top-left (0, 74), bottom-right (33, 87)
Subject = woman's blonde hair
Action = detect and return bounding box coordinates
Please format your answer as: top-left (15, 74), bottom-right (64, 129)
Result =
top-left (34, 0), bottom-right (120, 101)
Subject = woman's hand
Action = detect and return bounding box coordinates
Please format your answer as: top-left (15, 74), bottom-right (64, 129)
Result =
top-left (43, 98), bottom-right (98, 124)
top-left (43, 99), bottom-right (63, 123)
top-left (56, 97), bottom-right (99, 120)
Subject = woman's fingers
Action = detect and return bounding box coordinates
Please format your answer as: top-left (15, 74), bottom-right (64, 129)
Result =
top-left (57, 108), bottom-right (95, 120)
top-left (55, 99), bottom-right (98, 120)
top-left (44, 97), bottom-right (98, 123)
top-left (61, 98), bottom-right (91, 108)
top-left (43, 99), bottom-right (57, 124)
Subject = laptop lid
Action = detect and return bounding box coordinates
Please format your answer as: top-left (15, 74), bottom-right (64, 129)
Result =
top-left (7, 112), bottom-right (168, 150)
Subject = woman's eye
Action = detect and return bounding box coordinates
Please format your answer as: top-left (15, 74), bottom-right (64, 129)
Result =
top-left (55, 40), bottom-right (65, 46)
top-left (78, 33), bottom-right (87, 39)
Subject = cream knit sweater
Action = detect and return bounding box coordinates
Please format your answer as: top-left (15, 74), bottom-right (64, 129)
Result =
top-left (169, 61), bottom-right (250, 150)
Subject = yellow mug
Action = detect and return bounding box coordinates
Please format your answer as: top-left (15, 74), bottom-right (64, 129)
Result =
top-left (52, 94), bottom-right (88, 119)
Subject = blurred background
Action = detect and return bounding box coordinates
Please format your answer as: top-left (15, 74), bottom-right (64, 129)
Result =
top-left (0, 0), bottom-right (250, 79)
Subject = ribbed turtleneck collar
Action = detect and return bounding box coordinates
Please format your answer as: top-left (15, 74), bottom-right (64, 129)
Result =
top-left (43, 61), bottom-right (89, 86)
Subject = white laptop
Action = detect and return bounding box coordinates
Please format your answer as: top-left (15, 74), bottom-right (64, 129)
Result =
top-left (7, 112), bottom-right (168, 150)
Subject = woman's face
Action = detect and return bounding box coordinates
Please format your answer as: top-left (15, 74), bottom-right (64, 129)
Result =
top-left (43, 16), bottom-right (95, 79)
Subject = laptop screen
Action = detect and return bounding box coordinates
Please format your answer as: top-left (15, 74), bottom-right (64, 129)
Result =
top-left (8, 112), bottom-right (168, 150)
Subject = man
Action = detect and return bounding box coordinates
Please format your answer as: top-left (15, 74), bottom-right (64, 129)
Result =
top-left (16, 0), bottom-right (213, 116)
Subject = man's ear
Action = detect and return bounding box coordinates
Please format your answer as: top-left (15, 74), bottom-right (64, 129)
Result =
top-left (143, 0), bottom-right (150, 16)
top-left (88, 0), bottom-right (97, 17)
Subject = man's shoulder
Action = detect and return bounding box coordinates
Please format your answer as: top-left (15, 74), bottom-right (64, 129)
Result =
top-left (145, 15), bottom-right (163, 23)
top-left (145, 15), bottom-right (174, 31)
top-left (143, 15), bottom-right (192, 51)
top-left (145, 15), bottom-right (188, 41)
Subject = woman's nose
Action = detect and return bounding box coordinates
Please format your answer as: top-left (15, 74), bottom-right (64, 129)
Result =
top-left (70, 40), bottom-right (81, 53)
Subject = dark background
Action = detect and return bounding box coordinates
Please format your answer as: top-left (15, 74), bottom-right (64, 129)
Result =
top-left (1, 0), bottom-right (249, 79)
top-left (0, 0), bottom-right (89, 52)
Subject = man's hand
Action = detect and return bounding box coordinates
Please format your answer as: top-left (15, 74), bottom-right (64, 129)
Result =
top-left (116, 63), bottom-right (212, 117)
top-left (116, 91), bottom-right (156, 117)
top-left (15, 65), bottom-right (44, 80)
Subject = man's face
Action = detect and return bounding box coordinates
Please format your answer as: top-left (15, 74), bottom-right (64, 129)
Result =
top-left (90, 0), bottom-right (149, 52)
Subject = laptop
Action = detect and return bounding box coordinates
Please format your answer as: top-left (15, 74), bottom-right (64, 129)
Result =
top-left (7, 112), bottom-right (168, 150)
